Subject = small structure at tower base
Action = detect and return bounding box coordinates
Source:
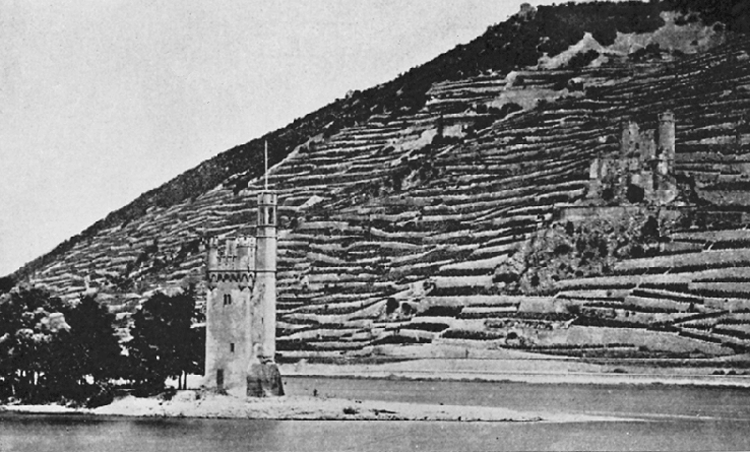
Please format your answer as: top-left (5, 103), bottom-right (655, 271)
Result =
top-left (246, 343), bottom-right (284, 397)
top-left (247, 361), bottom-right (284, 397)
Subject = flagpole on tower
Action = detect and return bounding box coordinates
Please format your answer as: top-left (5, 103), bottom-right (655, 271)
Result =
top-left (264, 141), bottom-right (268, 191)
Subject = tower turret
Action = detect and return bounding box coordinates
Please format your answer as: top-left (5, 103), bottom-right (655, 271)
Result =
top-left (207, 237), bottom-right (219, 270)
top-left (253, 191), bottom-right (277, 358)
top-left (246, 189), bottom-right (284, 397)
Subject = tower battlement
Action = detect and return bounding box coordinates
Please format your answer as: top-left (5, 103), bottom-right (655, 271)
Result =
top-left (207, 236), bottom-right (256, 272)
top-left (658, 111), bottom-right (675, 123)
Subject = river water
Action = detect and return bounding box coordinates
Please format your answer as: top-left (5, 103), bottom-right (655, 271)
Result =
top-left (3, 377), bottom-right (750, 451)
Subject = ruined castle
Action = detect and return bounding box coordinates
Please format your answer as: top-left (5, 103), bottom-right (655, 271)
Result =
top-left (588, 111), bottom-right (677, 206)
top-left (204, 191), bottom-right (283, 397)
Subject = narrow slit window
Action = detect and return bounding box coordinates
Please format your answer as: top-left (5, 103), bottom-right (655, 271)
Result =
top-left (223, 294), bottom-right (232, 305)
top-left (230, 343), bottom-right (235, 353)
top-left (217, 369), bottom-right (224, 388)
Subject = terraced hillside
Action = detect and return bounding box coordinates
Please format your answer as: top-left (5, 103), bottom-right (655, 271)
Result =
top-left (13, 1), bottom-right (750, 362)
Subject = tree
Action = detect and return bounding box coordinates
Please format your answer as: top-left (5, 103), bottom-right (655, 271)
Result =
top-left (126, 287), bottom-right (202, 392)
top-left (0, 276), bottom-right (14, 295)
top-left (0, 286), bottom-right (69, 401)
top-left (65, 295), bottom-right (123, 384)
top-left (180, 285), bottom-right (205, 389)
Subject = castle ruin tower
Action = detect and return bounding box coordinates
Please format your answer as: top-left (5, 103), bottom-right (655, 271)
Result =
top-left (657, 111), bottom-right (675, 176)
top-left (618, 120), bottom-right (641, 200)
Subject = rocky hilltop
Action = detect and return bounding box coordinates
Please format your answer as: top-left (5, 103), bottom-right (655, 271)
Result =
top-left (12, 1), bottom-right (750, 362)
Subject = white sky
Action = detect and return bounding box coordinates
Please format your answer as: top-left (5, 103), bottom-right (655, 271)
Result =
top-left (0, 0), bottom-right (561, 276)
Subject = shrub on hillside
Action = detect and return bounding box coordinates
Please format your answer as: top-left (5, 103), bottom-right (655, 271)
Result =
top-left (415, 305), bottom-right (463, 317)
top-left (371, 334), bottom-right (429, 345)
top-left (441, 329), bottom-right (504, 340)
top-left (629, 43), bottom-right (664, 62)
top-left (574, 315), bottom-right (650, 329)
top-left (567, 50), bottom-right (601, 69)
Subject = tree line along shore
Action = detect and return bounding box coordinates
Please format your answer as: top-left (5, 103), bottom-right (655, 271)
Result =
top-left (0, 285), bottom-right (203, 408)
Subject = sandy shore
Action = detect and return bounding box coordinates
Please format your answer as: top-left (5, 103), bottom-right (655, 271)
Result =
top-left (1, 391), bottom-right (632, 423)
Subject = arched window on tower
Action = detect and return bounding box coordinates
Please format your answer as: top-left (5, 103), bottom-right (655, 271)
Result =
top-left (223, 293), bottom-right (232, 305)
top-left (258, 204), bottom-right (277, 226)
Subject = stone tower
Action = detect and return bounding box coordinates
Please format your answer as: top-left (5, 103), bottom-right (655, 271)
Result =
top-left (204, 190), bottom-right (283, 397)
top-left (204, 236), bottom-right (256, 395)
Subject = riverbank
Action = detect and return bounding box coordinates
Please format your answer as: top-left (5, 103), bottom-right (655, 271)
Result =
top-left (278, 344), bottom-right (750, 388)
top-left (281, 358), bottom-right (750, 387)
top-left (0, 391), bottom-right (630, 423)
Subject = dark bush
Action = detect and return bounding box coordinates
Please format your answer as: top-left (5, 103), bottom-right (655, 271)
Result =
top-left (84, 383), bottom-right (115, 408)
top-left (385, 298), bottom-right (399, 315)
top-left (567, 49), bottom-right (600, 69)
top-left (626, 184), bottom-right (645, 203)
top-left (371, 334), bottom-right (429, 345)
top-left (442, 329), bottom-right (504, 340)
top-left (416, 306), bottom-right (463, 317)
